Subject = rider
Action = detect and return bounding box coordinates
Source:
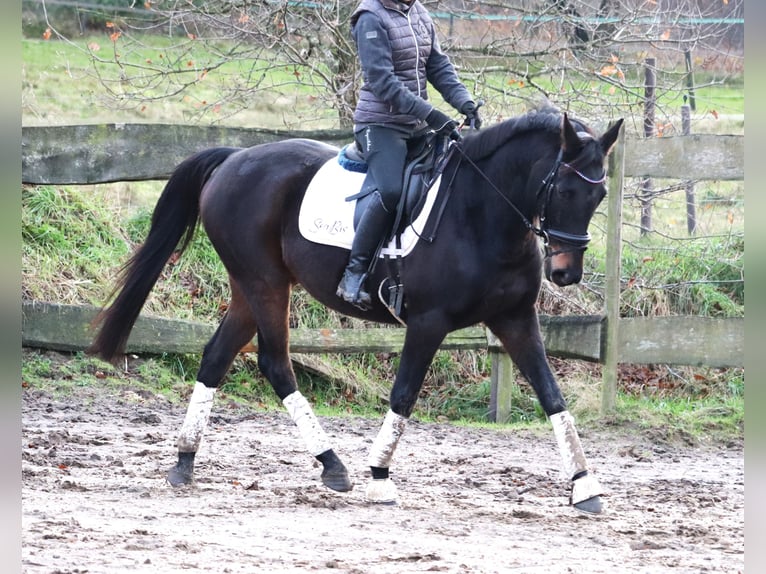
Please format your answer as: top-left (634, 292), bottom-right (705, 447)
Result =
top-left (336, 0), bottom-right (482, 310)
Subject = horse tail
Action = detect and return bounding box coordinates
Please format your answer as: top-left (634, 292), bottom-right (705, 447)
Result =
top-left (88, 146), bottom-right (240, 363)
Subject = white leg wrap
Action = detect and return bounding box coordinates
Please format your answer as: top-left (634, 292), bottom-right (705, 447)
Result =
top-left (177, 382), bottom-right (217, 452)
top-left (365, 410), bottom-right (407, 504)
top-left (550, 410), bottom-right (588, 479)
top-left (282, 391), bottom-right (332, 456)
top-left (365, 478), bottom-right (399, 504)
top-left (367, 409), bottom-right (408, 468)
top-left (550, 410), bottom-right (603, 504)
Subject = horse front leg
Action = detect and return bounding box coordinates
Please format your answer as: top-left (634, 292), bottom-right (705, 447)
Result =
top-left (486, 311), bottom-right (604, 514)
top-left (366, 320), bottom-right (447, 504)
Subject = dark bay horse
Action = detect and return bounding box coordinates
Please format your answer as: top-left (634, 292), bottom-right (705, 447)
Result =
top-left (89, 107), bottom-right (623, 514)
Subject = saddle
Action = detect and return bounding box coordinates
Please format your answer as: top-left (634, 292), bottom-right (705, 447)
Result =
top-left (340, 131), bottom-right (452, 235)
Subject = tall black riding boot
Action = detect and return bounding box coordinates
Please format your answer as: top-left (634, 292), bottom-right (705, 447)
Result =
top-left (336, 192), bottom-right (392, 310)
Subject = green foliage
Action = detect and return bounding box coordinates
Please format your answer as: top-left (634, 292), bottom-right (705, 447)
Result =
top-left (616, 234), bottom-right (743, 317)
top-left (614, 392), bottom-right (744, 444)
top-left (22, 0), bottom-right (121, 37)
top-left (22, 185), bottom-right (130, 305)
top-left (22, 35), bottom-right (341, 128)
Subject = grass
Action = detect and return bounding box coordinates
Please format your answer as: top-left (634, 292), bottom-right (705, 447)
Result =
top-left (22, 35), bottom-right (341, 128)
top-left (611, 393), bottom-right (744, 446)
top-left (21, 31), bottom-right (745, 443)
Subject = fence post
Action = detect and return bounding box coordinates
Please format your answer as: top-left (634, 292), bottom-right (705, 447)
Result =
top-left (684, 49), bottom-right (697, 111)
top-left (487, 329), bottom-right (514, 423)
top-left (682, 103), bottom-right (697, 235)
top-left (640, 57), bottom-right (656, 236)
top-left (601, 121), bottom-right (626, 415)
top-left (489, 350), bottom-right (514, 424)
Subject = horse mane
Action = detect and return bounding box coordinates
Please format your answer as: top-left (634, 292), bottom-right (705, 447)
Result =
top-left (461, 104), bottom-right (594, 162)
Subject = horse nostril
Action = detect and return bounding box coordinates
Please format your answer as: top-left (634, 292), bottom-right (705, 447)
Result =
top-left (551, 269), bottom-right (567, 285)
top-left (551, 268), bottom-right (581, 286)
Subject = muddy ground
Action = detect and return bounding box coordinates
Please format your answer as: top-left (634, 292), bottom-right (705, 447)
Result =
top-left (22, 384), bottom-right (743, 574)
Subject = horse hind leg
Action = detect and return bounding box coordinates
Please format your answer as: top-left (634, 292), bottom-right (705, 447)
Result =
top-left (280, 385), bottom-right (352, 492)
top-left (167, 287), bottom-right (257, 487)
top-left (245, 281), bottom-right (352, 493)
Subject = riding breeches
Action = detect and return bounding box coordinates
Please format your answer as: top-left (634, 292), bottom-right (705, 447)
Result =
top-left (354, 125), bottom-right (410, 213)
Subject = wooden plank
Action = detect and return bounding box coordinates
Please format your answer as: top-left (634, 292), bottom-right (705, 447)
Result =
top-left (21, 124), bottom-right (354, 185)
top-left (22, 302), bottom-right (602, 359)
top-left (485, 315), bottom-right (604, 362)
top-left (542, 315), bottom-right (603, 361)
top-left (21, 301), bottom-right (216, 354)
top-left (486, 314), bottom-right (603, 423)
top-left (20, 302), bottom-right (487, 355)
top-left (618, 316), bottom-right (744, 367)
top-left (22, 125), bottom-right (743, 185)
top-left (22, 302), bottom-right (742, 368)
top-left (624, 134), bottom-right (744, 180)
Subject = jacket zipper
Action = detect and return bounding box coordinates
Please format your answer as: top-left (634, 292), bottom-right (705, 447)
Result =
top-left (405, 10), bottom-right (422, 98)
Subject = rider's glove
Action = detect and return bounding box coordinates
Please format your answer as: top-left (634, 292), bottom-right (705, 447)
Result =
top-left (460, 101), bottom-right (482, 130)
top-left (426, 108), bottom-right (461, 141)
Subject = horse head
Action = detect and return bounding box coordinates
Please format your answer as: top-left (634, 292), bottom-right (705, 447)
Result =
top-left (542, 114), bottom-right (623, 286)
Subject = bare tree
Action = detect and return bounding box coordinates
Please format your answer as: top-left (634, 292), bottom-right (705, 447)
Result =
top-left (35, 0), bottom-right (743, 130)
top-left (432, 0), bottom-right (743, 130)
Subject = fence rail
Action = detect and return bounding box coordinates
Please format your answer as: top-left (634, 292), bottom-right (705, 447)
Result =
top-left (22, 301), bottom-right (742, 367)
top-left (21, 124), bottom-right (744, 185)
top-left (21, 124), bottom-right (744, 422)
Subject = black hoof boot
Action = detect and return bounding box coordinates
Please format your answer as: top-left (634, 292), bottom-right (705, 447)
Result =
top-left (574, 495), bottom-right (603, 515)
top-left (317, 450), bottom-right (353, 492)
top-left (167, 451), bottom-right (195, 487)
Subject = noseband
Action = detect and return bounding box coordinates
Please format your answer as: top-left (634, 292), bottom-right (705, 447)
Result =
top-left (453, 143), bottom-right (606, 259)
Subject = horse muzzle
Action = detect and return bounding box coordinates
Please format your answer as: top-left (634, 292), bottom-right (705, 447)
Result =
top-left (544, 251), bottom-right (584, 286)
top-left (542, 230), bottom-right (589, 286)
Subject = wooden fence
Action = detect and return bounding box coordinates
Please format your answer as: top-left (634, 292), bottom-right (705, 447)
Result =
top-left (21, 124), bottom-right (744, 421)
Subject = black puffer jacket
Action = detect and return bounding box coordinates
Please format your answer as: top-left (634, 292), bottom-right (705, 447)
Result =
top-left (351, 0), bottom-right (472, 129)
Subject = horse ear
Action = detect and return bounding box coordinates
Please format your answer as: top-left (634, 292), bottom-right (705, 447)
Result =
top-left (561, 113), bottom-right (581, 152)
top-left (600, 118), bottom-right (624, 156)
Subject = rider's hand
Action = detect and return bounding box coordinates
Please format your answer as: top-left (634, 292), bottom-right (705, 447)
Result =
top-left (426, 108), bottom-right (461, 140)
top-left (460, 101), bottom-right (482, 130)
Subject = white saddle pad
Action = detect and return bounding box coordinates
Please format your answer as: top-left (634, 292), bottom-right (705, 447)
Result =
top-left (298, 155), bottom-right (441, 258)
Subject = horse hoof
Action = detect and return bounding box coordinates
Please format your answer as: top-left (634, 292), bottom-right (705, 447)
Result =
top-left (166, 466), bottom-right (193, 487)
top-left (574, 495), bottom-right (603, 515)
top-left (365, 478), bottom-right (398, 505)
top-left (166, 452), bottom-right (195, 487)
top-left (321, 467), bottom-right (353, 492)
top-left (570, 472), bottom-right (603, 514)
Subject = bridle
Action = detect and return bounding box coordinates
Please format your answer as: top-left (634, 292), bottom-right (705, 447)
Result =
top-left (451, 142), bottom-right (606, 258)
